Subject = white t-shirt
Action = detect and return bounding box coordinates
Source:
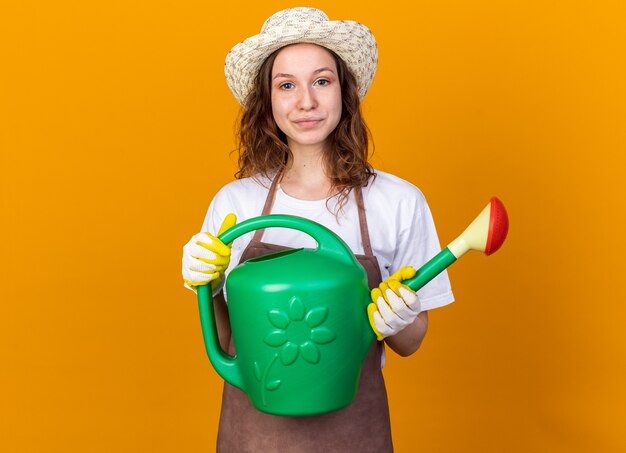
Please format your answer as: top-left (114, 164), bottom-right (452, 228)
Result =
top-left (201, 170), bottom-right (454, 311)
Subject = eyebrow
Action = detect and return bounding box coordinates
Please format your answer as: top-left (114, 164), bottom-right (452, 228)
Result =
top-left (273, 67), bottom-right (336, 80)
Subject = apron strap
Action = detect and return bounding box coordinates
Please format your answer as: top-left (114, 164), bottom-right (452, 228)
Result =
top-left (249, 174), bottom-right (282, 243)
top-left (354, 187), bottom-right (374, 257)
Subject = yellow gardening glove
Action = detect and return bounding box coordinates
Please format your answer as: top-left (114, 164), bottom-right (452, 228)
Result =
top-left (182, 213), bottom-right (237, 294)
top-left (367, 266), bottom-right (421, 340)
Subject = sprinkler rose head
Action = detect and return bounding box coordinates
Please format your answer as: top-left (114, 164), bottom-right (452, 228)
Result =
top-left (485, 197), bottom-right (509, 255)
top-left (448, 197), bottom-right (509, 259)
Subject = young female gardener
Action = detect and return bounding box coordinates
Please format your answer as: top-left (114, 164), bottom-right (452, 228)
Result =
top-left (182, 8), bottom-right (454, 452)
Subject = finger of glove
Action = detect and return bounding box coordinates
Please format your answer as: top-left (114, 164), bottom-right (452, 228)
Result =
top-left (383, 288), bottom-right (415, 321)
top-left (371, 287), bottom-right (383, 304)
top-left (367, 303), bottom-right (385, 340)
top-left (195, 253), bottom-right (230, 267)
top-left (373, 269), bottom-right (415, 304)
top-left (398, 286), bottom-right (421, 313)
top-left (218, 213), bottom-right (237, 236)
top-left (374, 283), bottom-right (416, 319)
top-left (387, 280), bottom-right (420, 313)
top-left (372, 281), bottom-right (391, 303)
top-left (372, 310), bottom-right (396, 338)
top-left (184, 256), bottom-right (219, 273)
top-left (185, 239), bottom-right (230, 265)
top-left (184, 276), bottom-right (226, 297)
top-left (387, 279), bottom-right (414, 297)
top-left (376, 296), bottom-right (411, 330)
top-left (196, 234), bottom-right (231, 258)
top-left (183, 266), bottom-right (221, 283)
top-left (183, 247), bottom-right (221, 269)
top-left (389, 266), bottom-right (417, 282)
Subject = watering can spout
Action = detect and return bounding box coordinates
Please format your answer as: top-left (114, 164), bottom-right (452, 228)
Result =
top-left (402, 197), bottom-right (509, 292)
top-left (197, 285), bottom-right (244, 391)
top-left (447, 196), bottom-right (509, 259)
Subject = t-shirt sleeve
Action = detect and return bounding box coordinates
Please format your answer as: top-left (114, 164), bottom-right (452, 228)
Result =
top-left (392, 190), bottom-right (454, 311)
top-left (200, 186), bottom-right (234, 234)
top-left (201, 196), bottom-right (221, 234)
top-left (198, 186), bottom-right (247, 298)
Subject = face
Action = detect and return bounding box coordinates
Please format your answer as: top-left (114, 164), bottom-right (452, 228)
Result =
top-left (270, 43), bottom-right (342, 151)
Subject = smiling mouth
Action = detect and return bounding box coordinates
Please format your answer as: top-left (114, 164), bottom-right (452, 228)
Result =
top-left (294, 119), bottom-right (323, 128)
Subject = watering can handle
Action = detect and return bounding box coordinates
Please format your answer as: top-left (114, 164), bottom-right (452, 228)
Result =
top-left (197, 214), bottom-right (360, 390)
top-left (197, 284), bottom-right (244, 390)
top-left (217, 214), bottom-right (359, 266)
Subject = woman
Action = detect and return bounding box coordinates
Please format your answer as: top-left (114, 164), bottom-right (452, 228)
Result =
top-left (182, 7), bottom-right (454, 452)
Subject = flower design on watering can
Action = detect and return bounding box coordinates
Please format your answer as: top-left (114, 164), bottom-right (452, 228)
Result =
top-left (263, 296), bottom-right (337, 365)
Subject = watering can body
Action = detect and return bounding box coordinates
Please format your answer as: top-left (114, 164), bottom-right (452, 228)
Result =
top-left (198, 215), bottom-right (375, 416)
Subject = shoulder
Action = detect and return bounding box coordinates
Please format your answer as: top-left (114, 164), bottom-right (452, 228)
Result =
top-left (214, 174), bottom-right (272, 201)
top-left (365, 169), bottom-right (428, 209)
top-left (209, 174), bottom-right (274, 220)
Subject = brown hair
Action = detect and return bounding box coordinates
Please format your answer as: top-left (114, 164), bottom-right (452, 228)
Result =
top-left (234, 46), bottom-right (375, 213)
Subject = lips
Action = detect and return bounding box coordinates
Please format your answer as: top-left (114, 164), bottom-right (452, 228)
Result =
top-left (293, 117), bottom-right (324, 128)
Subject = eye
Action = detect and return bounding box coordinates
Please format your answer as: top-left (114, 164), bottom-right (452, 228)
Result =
top-left (315, 79), bottom-right (330, 87)
top-left (279, 82), bottom-right (295, 90)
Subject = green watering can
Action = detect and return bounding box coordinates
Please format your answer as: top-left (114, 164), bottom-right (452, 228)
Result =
top-left (197, 198), bottom-right (508, 416)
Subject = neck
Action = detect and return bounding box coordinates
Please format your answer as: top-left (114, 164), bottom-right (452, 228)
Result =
top-left (281, 142), bottom-right (333, 200)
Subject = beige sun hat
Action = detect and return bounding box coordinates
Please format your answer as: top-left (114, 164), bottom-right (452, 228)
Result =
top-left (224, 7), bottom-right (378, 105)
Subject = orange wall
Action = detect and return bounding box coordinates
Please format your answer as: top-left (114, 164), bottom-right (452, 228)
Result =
top-left (1, 1), bottom-right (625, 451)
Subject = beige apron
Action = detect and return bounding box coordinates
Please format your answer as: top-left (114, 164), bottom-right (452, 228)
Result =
top-left (216, 177), bottom-right (393, 452)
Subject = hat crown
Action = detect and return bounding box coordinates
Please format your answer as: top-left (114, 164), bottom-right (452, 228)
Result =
top-left (261, 7), bottom-right (329, 33)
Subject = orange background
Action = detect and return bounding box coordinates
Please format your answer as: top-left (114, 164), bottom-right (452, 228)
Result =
top-left (2, 1), bottom-right (625, 451)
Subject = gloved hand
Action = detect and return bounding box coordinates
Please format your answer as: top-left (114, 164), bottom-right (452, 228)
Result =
top-left (367, 266), bottom-right (421, 340)
top-left (182, 213), bottom-right (237, 294)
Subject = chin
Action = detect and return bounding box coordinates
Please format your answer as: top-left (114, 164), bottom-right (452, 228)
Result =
top-left (293, 139), bottom-right (329, 148)
top-left (291, 131), bottom-right (333, 147)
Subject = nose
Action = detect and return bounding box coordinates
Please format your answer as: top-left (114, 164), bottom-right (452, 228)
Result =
top-left (297, 86), bottom-right (317, 111)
